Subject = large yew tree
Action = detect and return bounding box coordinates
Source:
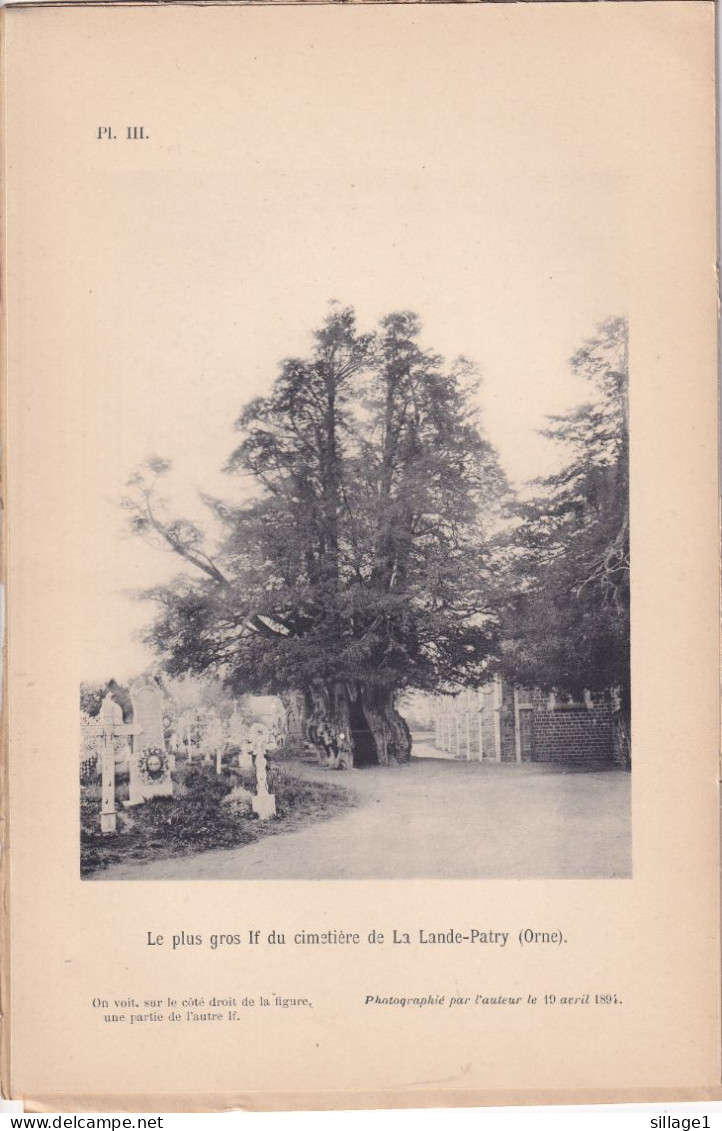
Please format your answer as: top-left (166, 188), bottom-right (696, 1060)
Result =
top-left (125, 306), bottom-right (508, 764)
top-left (497, 317), bottom-right (630, 764)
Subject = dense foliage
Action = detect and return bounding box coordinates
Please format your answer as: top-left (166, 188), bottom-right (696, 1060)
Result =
top-left (125, 306), bottom-right (509, 763)
top-left (80, 678), bottom-right (132, 721)
top-left (497, 318), bottom-right (630, 753)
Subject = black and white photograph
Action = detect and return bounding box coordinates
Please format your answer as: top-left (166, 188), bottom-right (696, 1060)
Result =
top-left (6, 0), bottom-right (718, 1112)
top-left (74, 26), bottom-right (632, 879)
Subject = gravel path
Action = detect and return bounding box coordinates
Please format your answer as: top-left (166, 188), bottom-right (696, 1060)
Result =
top-left (92, 757), bottom-right (631, 881)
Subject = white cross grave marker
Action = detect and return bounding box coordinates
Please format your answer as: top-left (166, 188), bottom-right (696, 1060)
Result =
top-left (83, 694), bottom-right (140, 834)
top-left (205, 716), bottom-right (225, 775)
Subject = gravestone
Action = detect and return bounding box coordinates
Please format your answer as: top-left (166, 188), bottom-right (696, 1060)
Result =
top-left (202, 717), bottom-right (213, 764)
top-left (238, 735), bottom-right (254, 770)
top-left (132, 683), bottom-right (165, 749)
top-left (177, 712), bottom-right (194, 762)
top-left (128, 682), bottom-right (173, 805)
top-left (249, 723), bottom-right (276, 820)
top-left (169, 731), bottom-right (182, 767)
top-left (205, 716), bottom-right (225, 774)
top-left (229, 705), bottom-right (245, 746)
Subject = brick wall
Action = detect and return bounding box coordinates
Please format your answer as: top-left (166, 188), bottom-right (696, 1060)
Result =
top-left (426, 682), bottom-right (618, 765)
top-left (528, 688), bottom-right (614, 763)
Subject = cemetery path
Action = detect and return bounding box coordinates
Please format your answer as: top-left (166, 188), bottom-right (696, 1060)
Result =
top-left (93, 758), bottom-right (631, 881)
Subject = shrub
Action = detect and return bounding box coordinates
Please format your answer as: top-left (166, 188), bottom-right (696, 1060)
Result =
top-left (129, 765), bottom-right (255, 851)
top-left (80, 758), bottom-right (355, 876)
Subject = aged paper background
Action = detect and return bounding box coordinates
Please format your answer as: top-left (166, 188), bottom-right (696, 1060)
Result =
top-left (3, 0), bottom-right (719, 1110)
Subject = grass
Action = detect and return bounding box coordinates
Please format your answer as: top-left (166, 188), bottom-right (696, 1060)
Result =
top-left (80, 757), bottom-right (355, 878)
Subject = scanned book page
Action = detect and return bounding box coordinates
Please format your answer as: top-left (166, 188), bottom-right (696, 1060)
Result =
top-left (2, 0), bottom-right (719, 1111)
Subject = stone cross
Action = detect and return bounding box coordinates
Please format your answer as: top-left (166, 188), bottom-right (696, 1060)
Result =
top-left (203, 721), bottom-right (213, 764)
top-left (83, 694), bottom-right (140, 833)
top-left (177, 712), bottom-right (193, 762)
top-left (238, 734), bottom-right (254, 770)
top-left (249, 722), bottom-right (276, 819)
top-left (205, 716), bottom-right (225, 775)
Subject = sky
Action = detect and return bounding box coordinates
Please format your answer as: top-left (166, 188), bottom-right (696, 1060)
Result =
top-left (21, 8), bottom-right (627, 680)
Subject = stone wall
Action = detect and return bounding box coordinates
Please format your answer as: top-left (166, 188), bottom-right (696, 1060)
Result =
top-left (478, 685), bottom-right (498, 761)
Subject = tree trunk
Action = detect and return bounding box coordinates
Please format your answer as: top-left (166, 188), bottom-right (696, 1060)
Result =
top-left (612, 684), bottom-right (631, 771)
top-left (301, 681), bottom-right (412, 767)
top-left (356, 683), bottom-right (411, 765)
top-left (304, 682), bottom-right (352, 768)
